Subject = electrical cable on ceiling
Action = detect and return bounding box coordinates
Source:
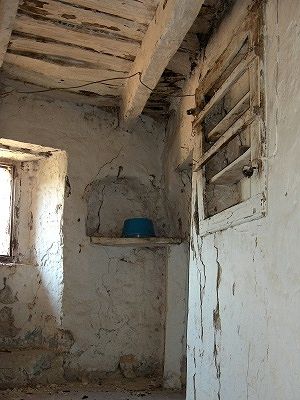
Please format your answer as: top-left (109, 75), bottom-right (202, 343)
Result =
top-left (0, 71), bottom-right (195, 99)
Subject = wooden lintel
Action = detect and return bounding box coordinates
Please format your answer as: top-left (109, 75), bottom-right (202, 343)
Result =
top-left (121, 0), bottom-right (204, 122)
top-left (0, 0), bottom-right (19, 67)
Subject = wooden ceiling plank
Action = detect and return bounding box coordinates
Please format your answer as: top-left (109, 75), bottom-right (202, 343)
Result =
top-left (57, 0), bottom-right (157, 25)
top-left (14, 15), bottom-right (140, 60)
top-left (121, 0), bottom-right (204, 122)
top-left (19, 0), bottom-right (146, 41)
top-left (134, 0), bottom-right (160, 7)
top-left (9, 35), bottom-right (132, 72)
top-left (2, 64), bottom-right (122, 98)
top-left (2, 72), bottom-right (119, 106)
top-left (4, 53), bottom-right (128, 84)
top-left (0, 0), bottom-right (20, 67)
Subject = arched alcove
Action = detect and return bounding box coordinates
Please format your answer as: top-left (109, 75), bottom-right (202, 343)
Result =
top-left (85, 176), bottom-right (171, 238)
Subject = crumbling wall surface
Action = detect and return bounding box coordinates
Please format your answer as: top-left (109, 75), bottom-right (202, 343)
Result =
top-left (0, 95), bottom-right (168, 385)
top-left (161, 32), bottom-right (201, 391)
top-left (163, 244), bottom-right (189, 390)
top-left (160, 41), bottom-right (201, 391)
top-left (0, 151), bottom-right (69, 388)
top-left (186, 0), bottom-right (300, 399)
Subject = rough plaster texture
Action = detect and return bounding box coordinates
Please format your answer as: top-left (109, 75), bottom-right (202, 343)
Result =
top-left (161, 50), bottom-right (202, 390)
top-left (163, 244), bottom-right (188, 389)
top-left (186, 0), bottom-right (300, 399)
top-left (0, 95), bottom-right (177, 386)
top-left (0, 149), bottom-right (69, 388)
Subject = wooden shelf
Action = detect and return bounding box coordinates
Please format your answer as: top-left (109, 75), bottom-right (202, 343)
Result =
top-left (209, 148), bottom-right (251, 185)
top-left (90, 237), bottom-right (182, 247)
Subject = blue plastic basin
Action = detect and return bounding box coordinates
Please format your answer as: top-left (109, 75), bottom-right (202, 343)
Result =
top-left (122, 218), bottom-right (156, 238)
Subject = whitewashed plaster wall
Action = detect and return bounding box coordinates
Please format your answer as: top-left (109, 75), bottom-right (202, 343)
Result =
top-left (0, 94), bottom-right (172, 385)
top-left (163, 243), bottom-right (189, 389)
top-left (0, 150), bottom-right (68, 387)
top-left (185, 0), bottom-right (300, 399)
top-left (161, 50), bottom-right (202, 390)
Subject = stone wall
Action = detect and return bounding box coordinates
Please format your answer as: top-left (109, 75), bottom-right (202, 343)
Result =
top-left (0, 94), bottom-right (173, 386)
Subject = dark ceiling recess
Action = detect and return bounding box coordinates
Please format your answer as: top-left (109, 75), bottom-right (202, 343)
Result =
top-left (144, 0), bottom-right (235, 119)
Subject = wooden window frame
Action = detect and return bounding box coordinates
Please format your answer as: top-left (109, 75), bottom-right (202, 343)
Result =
top-left (192, 4), bottom-right (267, 236)
top-left (0, 163), bottom-right (15, 263)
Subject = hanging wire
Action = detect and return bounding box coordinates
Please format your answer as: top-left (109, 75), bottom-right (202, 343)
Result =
top-left (0, 71), bottom-right (195, 99)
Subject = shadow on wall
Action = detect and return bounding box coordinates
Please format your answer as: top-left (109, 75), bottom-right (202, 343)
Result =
top-left (0, 139), bottom-right (73, 389)
top-left (84, 176), bottom-right (172, 238)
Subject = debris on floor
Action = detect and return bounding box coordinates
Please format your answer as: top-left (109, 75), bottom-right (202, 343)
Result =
top-left (0, 384), bottom-right (184, 400)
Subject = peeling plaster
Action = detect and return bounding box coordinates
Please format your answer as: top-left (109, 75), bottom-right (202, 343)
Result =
top-left (0, 278), bottom-right (18, 304)
top-left (186, 1), bottom-right (300, 399)
top-left (0, 306), bottom-right (20, 338)
top-left (0, 95), bottom-right (172, 388)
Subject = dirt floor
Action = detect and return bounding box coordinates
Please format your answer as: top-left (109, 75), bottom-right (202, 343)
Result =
top-left (0, 383), bottom-right (185, 400)
top-left (0, 389), bottom-right (184, 400)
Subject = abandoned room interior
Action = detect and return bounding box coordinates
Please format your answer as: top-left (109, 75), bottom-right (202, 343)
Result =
top-left (0, 0), bottom-right (299, 399)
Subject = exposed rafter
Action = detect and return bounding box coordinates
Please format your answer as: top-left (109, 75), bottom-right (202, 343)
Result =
top-left (0, 0), bottom-right (19, 67)
top-left (121, 0), bottom-right (205, 122)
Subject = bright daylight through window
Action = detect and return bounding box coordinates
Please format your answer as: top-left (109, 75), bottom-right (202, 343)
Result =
top-left (0, 164), bottom-right (14, 259)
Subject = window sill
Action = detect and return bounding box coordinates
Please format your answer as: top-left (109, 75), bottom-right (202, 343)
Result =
top-left (199, 193), bottom-right (267, 236)
top-left (0, 262), bottom-right (35, 268)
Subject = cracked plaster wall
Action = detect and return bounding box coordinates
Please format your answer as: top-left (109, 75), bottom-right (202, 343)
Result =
top-left (184, 0), bottom-right (300, 399)
top-left (0, 94), bottom-right (171, 385)
top-left (161, 45), bottom-right (204, 391)
top-left (161, 35), bottom-right (202, 390)
top-left (0, 150), bottom-right (68, 388)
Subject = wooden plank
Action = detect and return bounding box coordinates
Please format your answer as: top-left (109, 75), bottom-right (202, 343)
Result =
top-left (199, 30), bottom-right (250, 98)
top-left (4, 70), bottom-right (121, 96)
top-left (90, 237), bottom-right (182, 247)
top-left (1, 69), bottom-right (120, 105)
top-left (19, 0), bottom-right (146, 41)
top-left (60, 0), bottom-right (158, 25)
top-left (13, 15), bottom-right (139, 59)
top-left (194, 110), bottom-right (254, 171)
top-left (4, 53), bottom-right (128, 83)
top-left (121, 0), bottom-right (204, 122)
top-left (9, 35), bottom-right (132, 72)
top-left (193, 51), bottom-right (256, 127)
top-left (207, 91), bottom-right (250, 142)
top-left (0, 0), bottom-right (19, 67)
top-left (210, 148), bottom-right (251, 185)
top-left (199, 193), bottom-right (266, 236)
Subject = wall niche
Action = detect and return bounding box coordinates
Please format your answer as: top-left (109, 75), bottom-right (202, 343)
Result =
top-left (84, 176), bottom-right (172, 238)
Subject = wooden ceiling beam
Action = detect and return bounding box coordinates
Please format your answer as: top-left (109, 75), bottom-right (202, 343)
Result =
top-left (121, 0), bottom-right (204, 122)
top-left (1, 73), bottom-right (119, 106)
top-left (13, 15), bottom-right (139, 60)
top-left (0, 0), bottom-right (19, 67)
top-left (56, 0), bottom-right (158, 25)
top-left (1, 64), bottom-right (121, 99)
top-left (18, 0), bottom-right (146, 42)
top-left (4, 53), bottom-right (128, 84)
top-left (8, 35), bottom-right (132, 73)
